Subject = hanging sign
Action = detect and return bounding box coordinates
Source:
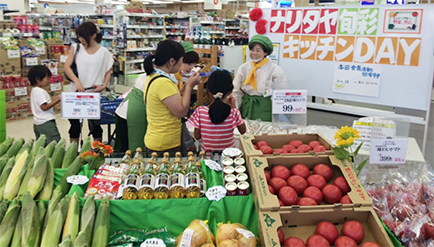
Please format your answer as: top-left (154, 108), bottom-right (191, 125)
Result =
top-left (204, 0), bottom-right (222, 10)
top-left (61, 92), bottom-right (100, 119)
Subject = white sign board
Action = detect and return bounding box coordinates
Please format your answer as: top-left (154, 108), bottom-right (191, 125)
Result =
top-left (272, 90), bottom-right (307, 114)
top-left (332, 63), bottom-right (381, 97)
top-left (369, 138), bottom-right (408, 165)
top-left (61, 92), bottom-right (101, 119)
top-left (7, 50), bottom-right (20, 59)
top-left (204, 0), bottom-right (222, 10)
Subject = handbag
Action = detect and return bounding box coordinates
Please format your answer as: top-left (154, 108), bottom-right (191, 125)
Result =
top-left (64, 44), bottom-right (80, 81)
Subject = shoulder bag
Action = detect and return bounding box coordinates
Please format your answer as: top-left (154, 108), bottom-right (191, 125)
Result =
top-left (64, 44), bottom-right (80, 82)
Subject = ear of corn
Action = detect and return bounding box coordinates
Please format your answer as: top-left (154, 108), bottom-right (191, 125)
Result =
top-left (56, 138), bottom-right (66, 148)
top-left (60, 235), bottom-right (72, 247)
top-left (5, 138), bottom-right (24, 158)
top-left (0, 157), bottom-right (15, 200)
top-left (35, 201), bottom-right (46, 247)
top-left (0, 156), bottom-right (9, 175)
top-left (80, 195), bottom-right (95, 246)
top-left (0, 198), bottom-right (21, 247)
top-left (63, 192), bottom-right (80, 243)
top-left (73, 230), bottom-right (89, 247)
top-left (45, 140), bottom-right (57, 158)
top-left (62, 141), bottom-right (78, 169)
top-left (21, 192), bottom-right (39, 247)
top-left (79, 137), bottom-right (91, 155)
top-left (16, 139), bottom-right (34, 159)
top-left (10, 206), bottom-right (22, 247)
top-left (51, 143), bottom-right (66, 169)
top-left (35, 157), bottom-right (54, 200)
top-left (0, 137), bottom-right (14, 157)
top-left (0, 200), bottom-right (8, 223)
top-left (41, 195), bottom-right (70, 247)
top-left (3, 150), bottom-right (29, 200)
top-left (17, 163), bottom-right (33, 199)
top-left (44, 189), bottom-right (62, 230)
top-left (91, 197), bottom-right (110, 247)
top-left (28, 136), bottom-right (47, 166)
top-left (27, 154), bottom-right (48, 198)
top-left (54, 156), bottom-right (82, 197)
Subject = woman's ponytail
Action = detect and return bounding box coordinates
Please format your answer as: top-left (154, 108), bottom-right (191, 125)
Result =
top-left (207, 70), bottom-right (234, 125)
top-left (144, 54), bottom-right (155, 74)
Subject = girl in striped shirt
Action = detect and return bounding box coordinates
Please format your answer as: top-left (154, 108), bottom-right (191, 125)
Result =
top-left (187, 70), bottom-right (246, 152)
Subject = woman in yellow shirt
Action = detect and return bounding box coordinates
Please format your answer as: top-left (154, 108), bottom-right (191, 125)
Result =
top-left (143, 40), bottom-right (201, 154)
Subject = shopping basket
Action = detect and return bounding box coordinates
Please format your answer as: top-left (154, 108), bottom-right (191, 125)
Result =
top-left (100, 97), bottom-right (123, 125)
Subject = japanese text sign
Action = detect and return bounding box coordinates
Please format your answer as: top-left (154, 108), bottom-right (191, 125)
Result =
top-left (61, 92), bottom-right (101, 119)
top-left (369, 138), bottom-right (407, 165)
top-left (272, 90), bottom-right (307, 114)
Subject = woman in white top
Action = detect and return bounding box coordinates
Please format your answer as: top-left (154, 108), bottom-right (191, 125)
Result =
top-left (233, 34), bottom-right (288, 122)
top-left (64, 22), bottom-right (114, 144)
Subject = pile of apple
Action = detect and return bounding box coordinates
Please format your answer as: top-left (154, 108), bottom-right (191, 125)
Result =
top-left (254, 140), bottom-right (329, 155)
top-left (266, 163), bottom-right (352, 206)
top-left (277, 220), bottom-right (381, 247)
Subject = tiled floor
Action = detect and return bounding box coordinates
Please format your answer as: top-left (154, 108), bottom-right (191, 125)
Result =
top-left (6, 114), bottom-right (113, 148)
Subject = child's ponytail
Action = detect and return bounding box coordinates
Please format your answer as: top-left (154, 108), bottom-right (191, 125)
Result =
top-left (207, 71), bottom-right (234, 125)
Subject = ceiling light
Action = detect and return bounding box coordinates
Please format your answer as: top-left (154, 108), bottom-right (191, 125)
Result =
top-left (181, 0), bottom-right (204, 2)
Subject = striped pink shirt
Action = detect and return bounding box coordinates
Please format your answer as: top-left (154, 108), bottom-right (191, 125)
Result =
top-left (187, 106), bottom-right (244, 152)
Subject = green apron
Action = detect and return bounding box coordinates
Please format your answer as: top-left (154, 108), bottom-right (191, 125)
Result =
top-left (240, 94), bottom-right (272, 122)
top-left (126, 88), bottom-right (147, 151)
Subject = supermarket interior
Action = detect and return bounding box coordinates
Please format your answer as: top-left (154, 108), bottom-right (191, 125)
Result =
top-left (0, 0), bottom-right (434, 246)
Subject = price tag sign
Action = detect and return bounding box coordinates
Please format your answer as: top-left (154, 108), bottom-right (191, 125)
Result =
top-left (221, 148), bottom-right (243, 158)
top-left (140, 238), bottom-right (166, 247)
top-left (14, 87), bottom-right (28, 96)
top-left (369, 139), bottom-right (408, 165)
top-left (24, 33), bottom-right (33, 37)
top-left (50, 83), bottom-right (62, 92)
top-left (204, 159), bottom-right (222, 171)
top-left (26, 57), bottom-right (38, 66)
top-left (272, 90), bottom-right (307, 114)
top-left (34, 46), bottom-right (46, 55)
top-left (60, 55), bottom-right (68, 63)
top-left (61, 92), bottom-right (101, 119)
top-left (205, 185), bottom-right (227, 202)
top-left (66, 175), bottom-right (89, 185)
top-left (3, 33), bottom-right (12, 37)
top-left (7, 49), bottom-right (20, 59)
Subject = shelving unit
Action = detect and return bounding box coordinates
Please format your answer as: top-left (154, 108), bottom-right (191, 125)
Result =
top-left (165, 16), bottom-right (190, 42)
top-left (193, 45), bottom-right (219, 109)
top-left (223, 18), bottom-right (248, 38)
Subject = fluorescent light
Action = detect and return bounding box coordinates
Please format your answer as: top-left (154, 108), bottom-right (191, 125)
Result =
top-left (181, 0), bottom-right (204, 2)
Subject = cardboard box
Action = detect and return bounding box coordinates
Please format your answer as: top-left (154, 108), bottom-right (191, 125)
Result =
top-left (247, 155), bottom-right (372, 211)
top-left (21, 57), bottom-right (41, 68)
top-left (19, 38), bottom-right (48, 59)
top-left (258, 208), bottom-right (393, 247)
top-left (4, 87), bottom-right (31, 103)
top-left (240, 133), bottom-right (334, 158)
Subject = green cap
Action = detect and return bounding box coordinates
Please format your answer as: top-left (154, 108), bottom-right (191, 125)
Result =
top-left (181, 41), bottom-right (194, 53)
top-left (249, 34), bottom-right (273, 55)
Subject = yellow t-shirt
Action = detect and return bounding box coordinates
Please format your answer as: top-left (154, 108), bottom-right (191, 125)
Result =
top-left (144, 74), bottom-right (181, 151)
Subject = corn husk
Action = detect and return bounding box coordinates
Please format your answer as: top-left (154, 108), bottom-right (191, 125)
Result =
top-left (41, 195), bottom-right (70, 247)
top-left (0, 137), bottom-right (14, 157)
top-left (78, 195), bottom-right (95, 246)
top-left (0, 198), bottom-right (20, 247)
top-left (59, 235), bottom-right (72, 247)
top-left (5, 138), bottom-right (24, 158)
top-left (0, 157), bottom-right (15, 200)
top-left (3, 150), bottom-right (29, 200)
top-left (91, 197), bottom-right (110, 247)
top-left (35, 157), bottom-right (54, 200)
top-left (0, 200), bottom-right (8, 223)
top-left (63, 192), bottom-right (80, 242)
top-left (27, 153), bottom-right (48, 198)
top-left (44, 140), bottom-right (57, 158)
top-left (21, 192), bottom-right (39, 247)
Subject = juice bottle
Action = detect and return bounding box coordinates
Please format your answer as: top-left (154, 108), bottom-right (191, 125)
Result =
top-left (185, 156), bottom-right (201, 198)
top-left (151, 152), bottom-right (159, 171)
top-left (137, 159), bottom-right (155, 199)
top-left (119, 150), bottom-right (132, 170)
top-left (122, 173), bottom-right (139, 200)
top-left (154, 158), bottom-right (171, 199)
top-left (133, 147), bottom-right (145, 173)
top-left (169, 153), bottom-right (186, 199)
top-left (197, 151), bottom-right (207, 196)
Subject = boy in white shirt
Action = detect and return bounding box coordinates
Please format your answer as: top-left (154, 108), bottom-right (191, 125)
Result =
top-left (29, 65), bottom-right (61, 144)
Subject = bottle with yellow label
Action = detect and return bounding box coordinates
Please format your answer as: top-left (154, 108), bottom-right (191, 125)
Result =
top-left (169, 153), bottom-right (186, 199)
top-left (137, 159), bottom-right (155, 199)
top-left (119, 150), bottom-right (132, 170)
top-left (185, 156), bottom-right (201, 198)
top-left (151, 152), bottom-right (159, 171)
top-left (197, 151), bottom-right (207, 196)
top-left (154, 157), bottom-right (171, 199)
top-left (122, 173), bottom-right (139, 200)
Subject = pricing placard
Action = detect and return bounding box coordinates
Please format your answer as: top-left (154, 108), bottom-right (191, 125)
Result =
top-left (205, 185), bottom-right (227, 202)
top-left (60, 55), bottom-right (68, 63)
top-left (66, 175), bottom-right (89, 185)
top-left (272, 90), bottom-right (307, 114)
top-left (26, 57), bottom-right (38, 66)
top-left (7, 49), bottom-right (20, 59)
top-left (140, 238), bottom-right (166, 247)
top-left (204, 159), bottom-right (222, 171)
top-left (369, 139), bottom-right (408, 165)
top-left (61, 92), bottom-right (101, 119)
top-left (50, 83), bottom-right (62, 92)
top-left (14, 87), bottom-right (28, 96)
top-left (34, 46), bottom-right (46, 55)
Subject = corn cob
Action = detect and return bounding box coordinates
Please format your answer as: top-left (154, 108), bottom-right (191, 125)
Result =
top-left (35, 201), bottom-right (46, 247)
top-left (0, 157), bottom-right (15, 200)
top-left (45, 140), bottom-right (57, 158)
top-left (62, 141), bottom-right (78, 169)
top-left (0, 156), bottom-right (9, 176)
top-left (41, 195), bottom-right (70, 247)
top-left (44, 189), bottom-right (62, 230)
top-left (60, 235), bottom-right (72, 247)
top-left (21, 192), bottom-right (39, 247)
top-left (16, 139), bottom-right (34, 159)
top-left (91, 197), bottom-right (110, 247)
top-left (17, 163), bottom-right (33, 199)
top-left (79, 137), bottom-right (91, 155)
top-left (0, 200), bottom-right (8, 224)
top-left (3, 150), bottom-right (29, 200)
top-left (56, 138), bottom-right (66, 148)
top-left (54, 156), bottom-right (82, 197)
top-left (5, 138), bottom-right (24, 158)
top-left (35, 157), bottom-right (54, 200)
top-left (0, 137), bottom-right (14, 157)
top-left (28, 135), bottom-right (46, 166)
top-left (63, 192), bottom-right (80, 243)
top-left (79, 195), bottom-right (95, 246)
top-left (51, 142), bottom-right (66, 169)
top-left (0, 198), bottom-right (21, 247)
top-left (73, 231), bottom-right (89, 247)
top-left (27, 153), bottom-right (48, 198)
top-left (10, 206), bottom-right (22, 247)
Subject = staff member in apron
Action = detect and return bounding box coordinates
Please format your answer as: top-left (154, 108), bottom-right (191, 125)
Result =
top-left (233, 34), bottom-right (288, 122)
top-left (115, 41), bottom-right (199, 151)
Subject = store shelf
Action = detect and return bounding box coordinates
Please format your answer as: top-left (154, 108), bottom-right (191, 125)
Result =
top-left (166, 26), bottom-right (188, 29)
top-left (100, 24), bottom-right (114, 28)
top-left (102, 36), bottom-right (114, 39)
top-left (39, 26), bottom-right (53, 31)
top-left (200, 21), bottom-right (224, 25)
top-left (125, 59), bottom-right (145, 64)
top-left (210, 31), bottom-right (225, 34)
top-left (223, 19), bottom-right (237, 22)
top-left (127, 35), bottom-right (164, 39)
top-left (225, 34), bottom-right (239, 37)
top-left (88, 13), bottom-right (114, 17)
top-left (126, 70), bottom-right (145, 75)
top-left (226, 27), bottom-right (240, 30)
top-left (166, 33), bottom-right (186, 36)
top-left (127, 13), bottom-right (163, 18)
top-left (126, 47), bottom-right (156, 52)
top-left (127, 25), bottom-right (164, 29)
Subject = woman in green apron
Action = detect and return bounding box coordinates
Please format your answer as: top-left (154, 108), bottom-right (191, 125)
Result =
top-left (233, 35), bottom-right (288, 122)
top-left (115, 42), bottom-right (199, 151)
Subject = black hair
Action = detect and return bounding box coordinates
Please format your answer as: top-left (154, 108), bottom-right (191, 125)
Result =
top-left (144, 40), bottom-right (184, 75)
top-left (207, 70), bottom-right (234, 125)
top-left (183, 51), bottom-right (199, 64)
top-left (248, 42), bottom-right (269, 55)
top-left (28, 65), bottom-right (52, 86)
top-left (75, 22), bottom-right (103, 45)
